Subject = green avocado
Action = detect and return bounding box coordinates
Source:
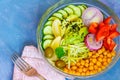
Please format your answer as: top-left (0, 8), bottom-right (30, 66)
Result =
top-left (79, 27), bottom-right (88, 42)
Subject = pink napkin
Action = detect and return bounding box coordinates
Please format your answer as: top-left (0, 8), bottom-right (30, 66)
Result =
top-left (13, 45), bottom-right (66, 80)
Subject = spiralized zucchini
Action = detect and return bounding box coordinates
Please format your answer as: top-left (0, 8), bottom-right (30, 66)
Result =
top-left (61, 43), bottom-right (89, 68)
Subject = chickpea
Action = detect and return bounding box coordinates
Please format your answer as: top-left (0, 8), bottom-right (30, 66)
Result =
top-left (98, 68), bottom-right (102, 72)
top-left (71, 66), bottom-right (77, 70)
top-left (78, 68), bottom-right (83, 73)
top-left (85, 59), bottom-right (89, 63)
top-left (107, 53), bottom-right (112, 58)
top-left (89, 62), bottom-right (94, 66)
top-left (83, 68), bottom-right (87, 72)
top-left (92, 58), bottom-right (97, 63)
top-left (88, 52), bottom-right (93, 57)
top-left (89, 66), bottom-right (94, 70)
top-left (103, 51), bottom-right (107, 56)
top-left (75, 72), bottom-right (80, 75)
top-left (94, 65), bottom-right (98, 70)
top-left (103, 61), bottom-right (108, 66)
top-left (99, 54), bottom-right (104, 58)
top-left (107, 58), bottom-right (112, 63)
top-left (101, 66), bottom-right (106, 70)
top-left (64, 68), bottom-right (68, 73)
top-left (81, 60), bottom-right (85, 66)
top-left (85, 63), bottom-right (89, 67)
top-left (76, 62), bottom-right (81, 67)
top-left (96, 61), bottom-right (102, 67)
top-left (102, 58), bottom-right (107, 62)
top-left (98, 57), bottom-right (103, 62)
top-left (71, 62), bottom-right (76, 66)
top-left (111, 50), bottom-right (116, 57)
top-left (86, 71), bottom-right (90, 76)
top-left (81, 72), bottom-right (85, 76)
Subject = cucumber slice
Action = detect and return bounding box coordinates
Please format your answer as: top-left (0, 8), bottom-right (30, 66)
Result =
top-left (43, 35), bottom-right (54, 40)
top-left (81, 4), bottom-right (88, 9)
top-left (45, 21), bottom-right (53, 26)
top-left (64, 7), bottom-right (74, 15)
top-left (78, 5), bottom-right (87, 14)
top-left (66, 15), bottom-right (79, 22)
top-left (68, 5), bottom-right (81, 17)
top-left (58, 10), bottom-right (68, 19)
top-left (42, 40), bottom-right (52, 49)
top-left (48, 17), bottom-right (59, 21)
top-left (43, 26), bottom-right (53, 35)
top-left (53, 12), bottom-right (63, 20)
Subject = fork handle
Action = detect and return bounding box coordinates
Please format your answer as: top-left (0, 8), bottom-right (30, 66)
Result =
top-left (36, 73), bottom-right (46, 80)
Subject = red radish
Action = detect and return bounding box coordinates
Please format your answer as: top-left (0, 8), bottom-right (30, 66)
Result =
top-left (85, 34), bottom-right (103, 51)
top-left (82, 7), bottom-right (103, 26)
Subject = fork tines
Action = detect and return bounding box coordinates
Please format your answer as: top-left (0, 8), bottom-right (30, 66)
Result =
top-left (11, 53), bottom-right (31, 71)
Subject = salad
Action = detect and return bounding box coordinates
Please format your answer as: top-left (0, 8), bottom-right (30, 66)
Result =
top-left (41, 4), bottom-right (120, 76)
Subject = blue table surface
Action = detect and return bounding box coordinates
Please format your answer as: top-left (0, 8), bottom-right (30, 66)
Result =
top-left (0, 0), bottom-right (120, 80)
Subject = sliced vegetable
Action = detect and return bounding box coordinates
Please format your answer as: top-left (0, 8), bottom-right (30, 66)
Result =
top-left (43, 35), bottom-right (54, 40)
top-left (108, 31), bottom-right (120, 39)
top-left (79, 27), bottom-right (88, 42)
top-left (103, 39), bottom-right (109, 50)
top-left (42, 40), bottom-right (52, 49)
top-left (104, 38), bottom-right (116, 51)
top-left (68, 5), bottom-right (81, 17)
top-left (82, 7), bottom-right (103, 26)
top-left (55, 47), bottom-right (65, 59)
top-left (45, 21), bottom-right (53, 26)
top-left (58, 10), bottom-right (68, 19)
top-left (53, 12), bottom-right (63, 20)
top-left (51, 36), bottom-right (61, 50)
top-left (43, 26), bottom-right (53, 35)
top-left (96, 25), bottom-right (110, 41)
top-left (64, 7), bottom-right (74, 15)
top-left (110, 24), bottom-right (117, 32)
top-left (99, 22), bottom-right (105, 29)
top-left (48, 16), bottom-right (59, 21)
top-left (66, 15), bottom-right (79, 22)
top-left (81, 4), bottom-right (88, 9)
top-left (109, 39), bottom-right (116, 51)
top-left (52, 19), bottom-right (62, 37)
top-left (103, 16), bottom-right (112, 24)
top-left (88, 22), bottom-right (98, 34)
top-left (85, 34), bottom-right (103, 51)
top-left (78, 5), bottom-right (87, 14)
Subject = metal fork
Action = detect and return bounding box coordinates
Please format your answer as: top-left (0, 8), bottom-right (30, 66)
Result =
top-left (11, 53), bottom-right (46, 80)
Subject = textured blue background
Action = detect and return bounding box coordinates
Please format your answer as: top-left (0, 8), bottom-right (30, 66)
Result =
top-left (0, 0), bottom-right (120, 80)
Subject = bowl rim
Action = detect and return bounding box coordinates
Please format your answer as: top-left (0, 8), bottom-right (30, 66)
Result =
top-left (37, 0), bottom-right (120, 79)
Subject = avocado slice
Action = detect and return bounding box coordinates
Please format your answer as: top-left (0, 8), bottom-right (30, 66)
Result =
top-left (79, 27), bottom-right (88, 42)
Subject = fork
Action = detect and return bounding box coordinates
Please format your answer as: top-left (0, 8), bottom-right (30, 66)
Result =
top-left (11, 53), bottom-right (46, 80)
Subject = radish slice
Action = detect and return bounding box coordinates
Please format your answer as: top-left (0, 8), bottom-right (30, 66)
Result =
top-left (82, 7), bottom-right (103, 26)
top-left (85, 34), bottom-right (103, 51)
